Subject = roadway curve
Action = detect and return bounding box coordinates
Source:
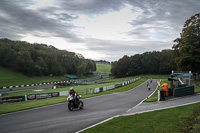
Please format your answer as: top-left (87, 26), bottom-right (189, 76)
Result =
top-left (0, 79), bottom-right (159, 133)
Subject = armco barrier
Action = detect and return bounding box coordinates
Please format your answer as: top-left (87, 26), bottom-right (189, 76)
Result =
top-left (106, 85), bottom-right (115, 90)
top-left (94, 77), bottom-right (140, 94)
top-left (0, 80), bottom-right (70, 90)
top-left (60, 91), bottom-right (68, 96)
top-left (174, 85), bottom-right (194, 97)
top-left (0, 96), bottom-right (26, 103)
top-left (114, 84), bottom-right (122, 88)
top-left (95, 88), bottom-right (100, 93)
top-left (0, 91), bottom-right (68, 104)
top-left (27, 92), bottom-right (59, 100)
top-left (99, 87), bottom-right (103, 92)
top-left (0, 77), bottom-right (141, 103)
top-left (103, 87), bottom-right (107, 92)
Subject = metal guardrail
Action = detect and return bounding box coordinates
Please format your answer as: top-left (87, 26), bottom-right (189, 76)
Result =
top-left (76, 77), bottom-right (141, 95)
top-left (0, 77), bottom-right (141, 103)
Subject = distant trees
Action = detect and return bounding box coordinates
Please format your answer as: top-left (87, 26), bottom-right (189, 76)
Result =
top-left (173, 13), bottom-right (200, 73)
top-left (0, 38), bottom-right (96, 76)
top-left (111, 55), bottom-right (130, 77)
top-left (95, 60), bottom-right (110, 64)
top-left (111, 50), bottom-right (174, 77)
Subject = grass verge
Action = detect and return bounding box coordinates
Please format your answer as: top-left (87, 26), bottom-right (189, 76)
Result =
top-left (1, 76), bottom-right (140, 97)
top-left (82, 102), bottom-right (200, 133)
top-left (144, 79), bottom-right (171, 102)
top-left (192, 80), bottom-right (200, 93)
top-left (0, 78), bottom-right (146, 114)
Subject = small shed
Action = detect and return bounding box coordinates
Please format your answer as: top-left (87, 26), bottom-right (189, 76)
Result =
top-left (168, 70), bottom-right (194, 97)
top-left (65, 74), bottom-right (78, 79)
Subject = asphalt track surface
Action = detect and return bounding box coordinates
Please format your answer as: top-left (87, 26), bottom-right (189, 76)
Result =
top-left (0, 79), bottom-right (159, 133)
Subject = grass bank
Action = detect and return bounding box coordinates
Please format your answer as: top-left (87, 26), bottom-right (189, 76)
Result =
top-left (96, 64), bottom-right (111, 74)
top-left (0, 66), bottom-right (67, 87)
top-left (1, 76), bottom-right (140, 97)
top-left (0, 77), bottom-right (146, 114)
top-left (82, 102), bottom-right (200, 133)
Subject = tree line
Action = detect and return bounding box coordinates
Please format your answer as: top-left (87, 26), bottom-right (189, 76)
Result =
top-left (111, 13), bottom-right (200, 78)
top-left (111, 50), bottom-right (174, 77)
top-left (0, 39), bottom-right (96, 76)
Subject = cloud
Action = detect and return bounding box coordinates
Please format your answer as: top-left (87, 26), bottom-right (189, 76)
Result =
top-left (128, 0), bottom-right (200, 33)
top-left (0, 0), bottom-right (77, 40)
top-left (0, 0), bottom-right (200, 61)
top-left (72, 4), bottom-right (143, 41)
top-left (58, 0), bottom-right (126, 14)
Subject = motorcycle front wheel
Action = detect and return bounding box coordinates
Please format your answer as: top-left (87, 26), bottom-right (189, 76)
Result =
top-left (79, 101), bottom-right (84, 109)
top-left (68, 102), bottom-right (74, 111)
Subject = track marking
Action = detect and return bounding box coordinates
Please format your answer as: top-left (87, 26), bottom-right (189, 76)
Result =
top-left (123, 100), bottom-right (200, 116)
top-left (76, 79), bottom-right (156, 133)
top-left (126, 79), bottom-right (160, 112)
top-left (76, 115), bottom-right (120, 133)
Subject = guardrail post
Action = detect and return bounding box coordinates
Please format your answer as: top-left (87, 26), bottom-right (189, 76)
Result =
top-left (25, 95), bottom-right (27, 101)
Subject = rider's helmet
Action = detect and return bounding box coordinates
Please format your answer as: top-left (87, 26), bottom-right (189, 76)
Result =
top-left (70, 87), bottom-right (74, 94)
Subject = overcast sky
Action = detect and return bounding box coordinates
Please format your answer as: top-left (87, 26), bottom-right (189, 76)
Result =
top-left (0, 0), bottom-right (199, 61)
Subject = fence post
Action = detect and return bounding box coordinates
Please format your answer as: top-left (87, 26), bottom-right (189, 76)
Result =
top-left (158, 90), bottom-right (160, 101)
top-left (25, 95), bottom-right (27, 101)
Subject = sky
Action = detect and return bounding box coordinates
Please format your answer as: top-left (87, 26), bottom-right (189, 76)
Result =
top-left (0, 0), bottom-right (200, 62)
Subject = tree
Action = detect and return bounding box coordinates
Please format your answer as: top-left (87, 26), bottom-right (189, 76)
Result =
top-left (111, 50), bottom-right (173, 77)
top-left (0, 38), bottom-right (96, 76)
top-left (111, 55), bottom-right (130, 77)
top-left (129, 54), bottom-right (143, 75)
top-left (172, 13), bottom-right (200, 74)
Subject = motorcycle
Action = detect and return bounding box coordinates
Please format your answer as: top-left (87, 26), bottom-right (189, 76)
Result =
top-left (67, 94), bottom-right (84, 111)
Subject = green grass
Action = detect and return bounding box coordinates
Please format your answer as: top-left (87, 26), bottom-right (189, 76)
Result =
top-left (0, 63), bottom-right (112, 88)
top-left (0, 77), bottom-right (146, 114)
top-left (81, 78), bottom-right (146, 98)
top-left (82, 102), bottom-right (200, 133)
top-left (192, 80), bottom-right (200, 93)
top-left (139, 75), bottom-right (169, 102)
top-left (144, 78), bottom-right (200, 102)
top-left (145, 79), bottom-right (171, 102)
top-left (1, 73), bottom-right (199, 114)
top-left (2, 76), bottom-right (140, 97)
top-left (0, 96), bottom-right (67, 114)
top-left (96, 64), bottom-right (111, 74)
top-left (0, 66), bottom-right (67, 87)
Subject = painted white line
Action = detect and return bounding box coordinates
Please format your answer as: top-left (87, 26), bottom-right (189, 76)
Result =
top-left (123, 100), bottom-right (200, 116)
top-left (76, 80), bottom-right (148, 133)
top-left (76, 79), bottom-right (150, 133)
top-left (77, 98), bottom-right (200, 132)
top-left (76, 115), bottom-right (120, 133)
top-left (126, 79), bottom-right (160, 112)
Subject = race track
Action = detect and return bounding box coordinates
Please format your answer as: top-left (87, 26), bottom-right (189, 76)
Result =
top-left (0, 79), bottom-right (159, 133)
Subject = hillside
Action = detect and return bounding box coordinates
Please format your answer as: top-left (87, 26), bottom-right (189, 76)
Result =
top-left (0, 38), bottom-right (96, 76)
top-left (96, 64), bottom-right (111, 74)
top-left (0, 66), bottom-right (66, 87)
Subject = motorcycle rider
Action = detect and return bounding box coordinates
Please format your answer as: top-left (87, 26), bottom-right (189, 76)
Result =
top-left (70, 88), bottom-right (79, 105)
